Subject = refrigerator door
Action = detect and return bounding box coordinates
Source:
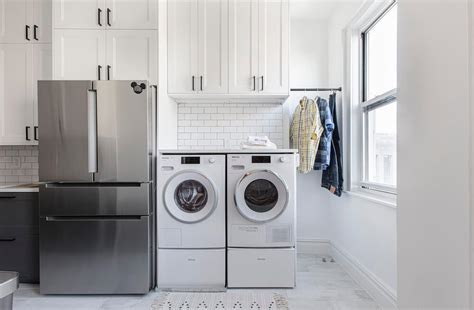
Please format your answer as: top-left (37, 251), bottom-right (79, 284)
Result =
top-left (94, 81), bottom-right (151, 182)
top-left (39, 183), bottom-right (150, 216)
top-left (39, 216), bottom-right (151, 294)
top-left (38, 81), bottom-right (95, 182)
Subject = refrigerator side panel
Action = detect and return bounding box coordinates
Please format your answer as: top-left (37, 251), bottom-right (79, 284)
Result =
top-left (95, 81), bottom-right (150, 182)
top-left (38, 80), bottom-right (93, 182)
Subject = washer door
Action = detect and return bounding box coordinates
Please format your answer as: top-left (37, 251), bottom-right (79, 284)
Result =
top-left (164, 171), bottom-right (218, 223)
top-left (234, 170), bottom-right (289, 223)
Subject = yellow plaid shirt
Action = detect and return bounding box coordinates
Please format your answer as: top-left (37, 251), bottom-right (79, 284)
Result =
top-left (290, 97), bottom-right (324, 173)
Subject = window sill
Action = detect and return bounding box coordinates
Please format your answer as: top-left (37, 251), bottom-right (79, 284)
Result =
top-left (344, 188), bottom-right (397, 209)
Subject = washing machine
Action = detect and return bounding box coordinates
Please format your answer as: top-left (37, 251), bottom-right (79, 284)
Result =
top-left (227, 152), bottom-right (297, 288)
top-left (157, 153), bottom-right (226, 290)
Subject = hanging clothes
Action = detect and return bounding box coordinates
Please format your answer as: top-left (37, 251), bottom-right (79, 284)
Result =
top-left (322, 93), bottom-right (343, 196)
top-left (290, 97), bottom-right (324, 173)
top-left (313, 96), bottom-right (334, 170)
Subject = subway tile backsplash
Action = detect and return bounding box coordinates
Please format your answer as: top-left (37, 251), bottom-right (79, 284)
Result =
top-left (177, 103), bottom-right (284, 150)
top-left (0, 146), bottom-right (39, 184)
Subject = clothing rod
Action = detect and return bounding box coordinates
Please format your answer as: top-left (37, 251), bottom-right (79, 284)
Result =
top-left (290, 87), bottom-right (342, 92)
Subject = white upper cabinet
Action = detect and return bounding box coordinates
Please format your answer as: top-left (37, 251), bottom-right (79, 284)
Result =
top-left (167, 0), bottom-right (199, 94)
top-left (257, 0), bottom-right (289, 94)
top-left (53, 29), bottom-right (106, 80)
top-left (53, 0), bottom-right (157, 29)
top-left (105, 30), bottom-right (157, 83)
top-left (106, 0), bottom-right (158, 29)
top-left (53, 0), bottom-right (106, 29)
top-left (169, 0), bottom-right (289, 102)
top-left (0, 0), bottom-right (51, 43)
top-left (228, 0), bottom-right (258, 94)
top-left (198, 0), bottom-right (228, 94)
top-left (32, 44), bottom-right (53, 141)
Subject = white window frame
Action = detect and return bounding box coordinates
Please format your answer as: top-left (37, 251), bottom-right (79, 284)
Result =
top-left (342, 0), bottom-right (397, 202)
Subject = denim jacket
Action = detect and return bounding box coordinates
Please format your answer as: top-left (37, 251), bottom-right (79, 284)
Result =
top-left (313, 97), bottom-right (334, 170)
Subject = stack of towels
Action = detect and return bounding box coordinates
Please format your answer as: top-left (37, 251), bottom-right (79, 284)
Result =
top-left (240, 136), bottom-right (277, 150)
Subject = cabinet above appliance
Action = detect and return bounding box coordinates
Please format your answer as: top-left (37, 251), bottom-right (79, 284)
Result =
top-left (167, 0), bottom-right (289, 104)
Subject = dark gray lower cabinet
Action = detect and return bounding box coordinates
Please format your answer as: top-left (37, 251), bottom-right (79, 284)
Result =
top-left (0, 192), bottom-right (39, 283)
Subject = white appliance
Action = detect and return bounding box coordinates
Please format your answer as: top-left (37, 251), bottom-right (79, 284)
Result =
top-left (227, 152), bottom-right (297, 288)
top-left (157, 154), bottom-right (226, 290)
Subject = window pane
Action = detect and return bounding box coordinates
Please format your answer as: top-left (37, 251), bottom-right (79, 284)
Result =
top-left (367, 102), bottom-right (397, 186)
top-left (365, 4), bottom-right (397, 100)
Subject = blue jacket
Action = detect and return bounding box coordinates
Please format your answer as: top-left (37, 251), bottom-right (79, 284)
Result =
top-left (314, 97), bottom-right (334, 170)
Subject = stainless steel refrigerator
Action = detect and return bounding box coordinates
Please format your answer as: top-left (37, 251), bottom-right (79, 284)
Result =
top-left (38, 80), bottom-right (156, 294)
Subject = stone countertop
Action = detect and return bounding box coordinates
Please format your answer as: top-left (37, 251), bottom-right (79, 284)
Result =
top-left (0, 183), bottom-right (39, 193)
top-left (159, 149), bottom-right (298, 154)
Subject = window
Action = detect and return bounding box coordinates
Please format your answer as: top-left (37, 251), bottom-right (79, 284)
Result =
top-left (361, 2), bottom-right (397, 193)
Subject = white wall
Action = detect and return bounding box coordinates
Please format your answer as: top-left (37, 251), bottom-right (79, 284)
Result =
top-left (398, 0), bottom-right (471, 307)
top-left (286, 2), bottom-right (334, 242)
top-left (326, 1), bottom-right (398, 307)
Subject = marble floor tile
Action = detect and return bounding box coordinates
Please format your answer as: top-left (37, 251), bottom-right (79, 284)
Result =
top-left (12, 254), bottom-right (380, 310)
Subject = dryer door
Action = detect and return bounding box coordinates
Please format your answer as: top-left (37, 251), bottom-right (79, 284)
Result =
top-left (234, 170), bottom-right (289, 223)
top-left (164, 171), bottom-right (218, 223)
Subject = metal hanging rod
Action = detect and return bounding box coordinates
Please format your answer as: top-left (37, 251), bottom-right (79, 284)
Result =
top-left (290, 87), bottom-right (342, 92)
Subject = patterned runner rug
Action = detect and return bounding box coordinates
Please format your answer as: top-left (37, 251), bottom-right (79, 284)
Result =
top-left (151, 291), bottom-right (289, 310)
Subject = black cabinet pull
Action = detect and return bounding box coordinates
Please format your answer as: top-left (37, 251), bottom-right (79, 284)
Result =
top-left (0, 237), bottom-right (15, 242)
top-left (107, 8), bottom-right (111, 26)
top-left (25, 25), bottom-right (30, 41)
top-left (98, 65), bottom-right (102, 80)
top-left (98, 8), bottom-right (102, 26)
top-left (33, 25), bottom-right (38, 40)
top-left (34, 126), bottom-right (38, 141)
top-left (260, 76), bottom-right (264, 91)
top-left (192, 76), bottom-right (195, 91)
top-left (107, 65), bottom-right (111, 80)
top-left (0, 195), bottom-right (16, 199)
top-left (25, 126), bottom-right (30, 141)
top-left (253, 76), bottom-right (256, 91)
top-left (200, 76), bottom-right (203, 91)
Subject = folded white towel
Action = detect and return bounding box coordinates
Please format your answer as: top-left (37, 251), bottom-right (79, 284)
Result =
top-left (246, 135), bottom-right (269, 146)
top-left (240, 141), bottom-right (277, 150)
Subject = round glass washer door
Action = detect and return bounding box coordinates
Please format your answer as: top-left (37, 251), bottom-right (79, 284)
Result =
top-left (164, 171), bottom-right (218, 223)
top-left (234, 170), bottom-right (289, 223)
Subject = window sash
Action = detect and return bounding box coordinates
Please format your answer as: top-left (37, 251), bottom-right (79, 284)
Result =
top-left (362, 88), bottom-right (397, 112)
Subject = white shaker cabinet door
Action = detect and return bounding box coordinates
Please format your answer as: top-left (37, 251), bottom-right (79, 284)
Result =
top-left (53, 0), bottom-right (106, 29)
top-left (32, 44), bottom-right (52, 144)
top-left (32, 0), bottom-right (52, 43)
top-left (167, 0), bottom-right (199, 94)
top-left (257, 0), bottom-right (289, 94)
top-left (0, 44), bottom-right (34, 145)
top-left (197, 0), bottom-right (228, 94)
top-left (105, 30), bottom-right (157, 83)
top-left (0, 0), bottom-right (29, 43)
top-left (105, 0), bottom-right (158, 29)
top-left (53, 29), bottom-right (106, 80)
top-left (228, 0), bottom-right (258, 94)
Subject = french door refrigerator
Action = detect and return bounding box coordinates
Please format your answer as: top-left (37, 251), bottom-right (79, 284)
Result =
top-left (37, 80), bottom-right (157, 294)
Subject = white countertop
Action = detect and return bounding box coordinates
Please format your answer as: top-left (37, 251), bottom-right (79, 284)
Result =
top-left (159, 149), bottom-right (298, 154)
top-left (0, 183), bottom-right (39, 193)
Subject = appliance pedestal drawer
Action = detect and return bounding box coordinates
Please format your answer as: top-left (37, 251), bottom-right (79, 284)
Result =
top-left (158, 249), bottom-right (225, 291)
top-left (40, 216), bottom-right (151, 294)
top-left (227, 248), bottom-right (296, 288)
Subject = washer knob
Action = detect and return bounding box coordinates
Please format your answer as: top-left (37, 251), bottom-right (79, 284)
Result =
top-left (280, 157), bottom-right (288, 163)
top-left (208, 158), bottom-right (216, 164)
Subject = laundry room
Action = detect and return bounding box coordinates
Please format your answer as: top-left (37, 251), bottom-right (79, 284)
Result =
top-left (0, 0), bottom-right (472, 309)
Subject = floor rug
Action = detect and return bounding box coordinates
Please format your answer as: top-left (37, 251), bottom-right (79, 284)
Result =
top-left (151, 291), bottom-right (289, 310)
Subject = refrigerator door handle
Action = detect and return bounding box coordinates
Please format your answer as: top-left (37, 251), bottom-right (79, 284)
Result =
top-left (87, 90), bottom-right (98, 174)
top-left (45, 216), bottom-right (143, 222)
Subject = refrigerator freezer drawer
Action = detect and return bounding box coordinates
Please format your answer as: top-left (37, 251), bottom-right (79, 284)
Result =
top-left (39, 183), bottom-right (151, 216)
top-left (40, 216), bottom-right (151, 294)
top-left (227, 248), bottom-right (296, 288)
top-left (158, 249), bottom-right (225, 291)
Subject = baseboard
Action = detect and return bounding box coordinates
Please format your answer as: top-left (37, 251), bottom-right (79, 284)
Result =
top-left (330, 243), bottom-right (397, 309)
top-left (296, 238), bottom-right (331, 255)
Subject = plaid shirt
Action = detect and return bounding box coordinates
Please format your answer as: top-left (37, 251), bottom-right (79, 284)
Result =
top-left (290, 97), bottom-right (324, 173)
top-left (314, 97), bottom-right (334, 170)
